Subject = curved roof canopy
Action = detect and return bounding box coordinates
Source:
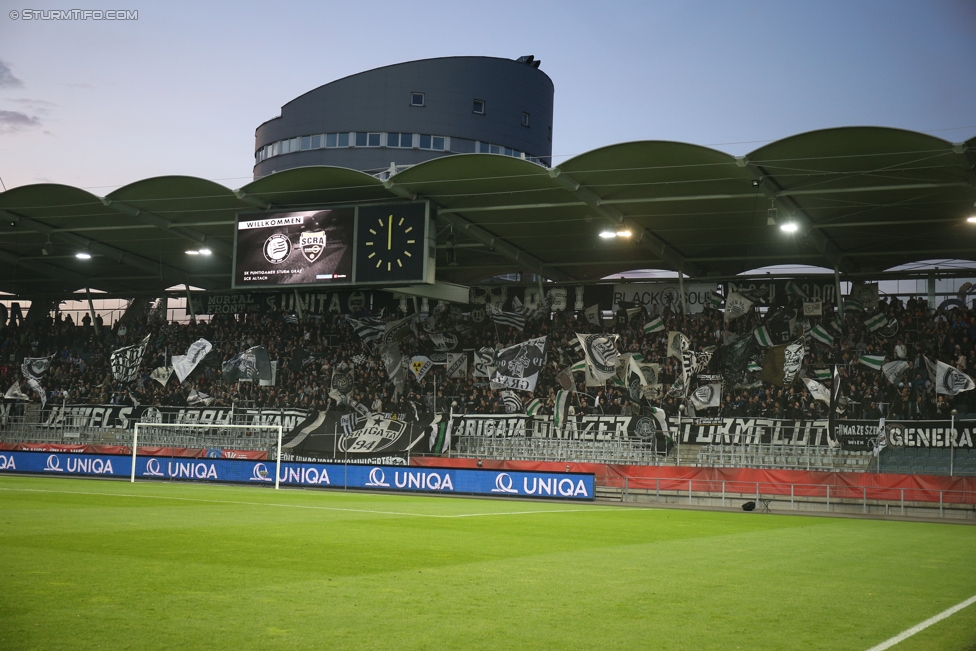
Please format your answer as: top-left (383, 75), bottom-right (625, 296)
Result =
top-left (0, 127), bottom-right (973, 296)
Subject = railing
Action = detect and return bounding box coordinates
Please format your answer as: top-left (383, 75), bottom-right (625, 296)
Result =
top-left (455, 436), bottom-right (669, 466)
top-left (599, 476), bottom-right (976, 518)
top-left (697, 443), bottom-right (874, 472)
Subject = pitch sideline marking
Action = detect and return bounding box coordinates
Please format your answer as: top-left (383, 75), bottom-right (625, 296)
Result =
top-left (865, 594), bottom-right (976, 651)
top-left (0, 485), bottom-right (613, 519)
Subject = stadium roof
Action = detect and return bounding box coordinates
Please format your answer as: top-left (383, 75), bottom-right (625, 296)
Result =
top-left (0, 126), bottom-right (974, 297)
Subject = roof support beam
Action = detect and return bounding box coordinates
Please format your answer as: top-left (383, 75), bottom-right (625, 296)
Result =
top-left (98, 197), bottom-right (232, 257)
top-left (381, 179), bottom-right (575, 282)
top-left (0, 208), bottom-right (212, 290)
top-left (548, 169), bottom-right (701, 277)
top-left (735, 156), bottom-right (854, 273)
top-left (0, 246), bottom-right (94, 288)
top-left (233, 190), bottom-right (275, 210)
top-left (777, 181), bottom-right (971, 198)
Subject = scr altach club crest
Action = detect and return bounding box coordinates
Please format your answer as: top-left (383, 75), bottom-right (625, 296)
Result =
top-left (299, 230), bottom-right (326, 263)
top-left (264, 233), bottom-right (292, 264)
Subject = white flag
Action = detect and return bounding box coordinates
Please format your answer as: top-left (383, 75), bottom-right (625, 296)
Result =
top-left (172, 339), bottom-right (212, 383)
top-left (723, 292), bottom-right (753, 322)
top-left (150, 366), bottom-right (174, 387)
top-left (4, 382), bottom-right (29, 400)
top-left (933, 359), bottom-right (975, 395)
top-left (803, 377), bottom-right (831, 404)
top-left (689, 383), bottom-right (721, 410)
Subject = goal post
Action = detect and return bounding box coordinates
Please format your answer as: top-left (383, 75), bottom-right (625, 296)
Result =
top-left (130, 421), bottom-right (284, 489)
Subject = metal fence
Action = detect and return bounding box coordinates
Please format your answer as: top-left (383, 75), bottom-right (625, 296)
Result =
top-left (696, 443), bottom-right (874, 472)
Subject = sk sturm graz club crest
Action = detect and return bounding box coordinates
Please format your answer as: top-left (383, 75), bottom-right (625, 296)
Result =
top-left (299, 231), bottom-right (326, 263)
top-left (491, 336), bottom-right (547, 391)
top-left (264, 233), bottom-right (292, 264)
top-left (579, 333), bottom-right (620, 381)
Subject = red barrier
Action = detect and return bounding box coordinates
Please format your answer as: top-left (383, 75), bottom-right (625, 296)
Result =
top-left (410, 456), bottom-right (976, 503)
top-left (0, 442), bottom-right (267, 460)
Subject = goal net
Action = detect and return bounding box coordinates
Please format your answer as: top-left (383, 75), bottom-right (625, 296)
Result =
top-left (130, 421), bottom-right (284, 488)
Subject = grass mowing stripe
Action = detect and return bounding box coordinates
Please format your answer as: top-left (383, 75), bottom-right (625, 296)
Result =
top-left (0, 485), bottom-right (611, 519)
top-left (865, 594), bottom-right (976, 651)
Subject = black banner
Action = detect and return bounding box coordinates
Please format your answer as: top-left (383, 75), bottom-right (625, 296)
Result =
top-left (280, 410), bottom-right (446, 464)
top-left (190, 290), bottom-right (401, 316)
top-left (835, 419), bottom-right (976, 450)
top-left (724, 278), bottom-right (839, 306)
top-left (1, 403), bottom-right (311, 433)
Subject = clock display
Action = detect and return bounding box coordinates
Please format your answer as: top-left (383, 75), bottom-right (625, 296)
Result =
top-left (354, 203), bottom-right (429, 283)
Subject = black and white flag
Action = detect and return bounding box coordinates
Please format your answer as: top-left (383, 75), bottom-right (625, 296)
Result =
top-left (723, 292), bottom-right (753, 322)
top-left (575, 333), bottom-right (620, 383)
top-left (348, 317), bottom-right (386, 344)
top-left (4, 382), bottom-right (29, 401)
top-left (21, 355), bottom-right (53, 409)
top-left (221, 345), bottom-right (272, 384)
top-left (150, 366), bottom-right (173, 387)
top-left (667, 331), bottom-right (690, 358)
top-left (331, 368), bottom-right (355, 396)
top-left (187, 389), bottom-right (214, 406)
top-left (489, 304), bottom-right (525, 332)
top-left (689, 383), bottom-right (721, 410)
top-left (446, 352), bottom-right (467, 379)
top-left (929, 358), bottom-right (976, 395)
top-left (491, 336), bottom-right (547, 391)
top-left (379, 340), bottom-right (407, 395)
top-left (473, 347), bottom-right (496, 378)
top-left (110, 334), bottom-right (151, 383)
top-left (500, 390), bottom-right (523, 414)
top-left (172, 339), bottom-right (213, 383)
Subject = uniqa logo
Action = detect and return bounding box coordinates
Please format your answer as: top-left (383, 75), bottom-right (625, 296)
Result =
top-left (278, 466), bottom-right (330, 485)
top-left (249, 463), bottom-right (272, 482)
top-left (523, 477), bottom-right (590, 498)
top-left (66, 457), bottom-right (114, 474)
top-left (490, 473), bottom-right (518, 494)
top-left (143, 458), bottom-right (164, 477)
top-left (0, 454), bottom-right (15, 471)
top-left (44, 455), bottom-right (64, 472)
top-left (365, 467), bottom-right (390, 487)
top-left (393, 471), bottom-right (454, 491)
top-left (166, 461), bottom-right (218, 480)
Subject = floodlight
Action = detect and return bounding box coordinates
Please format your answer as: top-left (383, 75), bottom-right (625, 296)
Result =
top-left (780, 223), bottom-right (799, 234)
top-left (599, 231), bottom-right (616, 239)
top-left (75, 252), bottom-right (91, 260)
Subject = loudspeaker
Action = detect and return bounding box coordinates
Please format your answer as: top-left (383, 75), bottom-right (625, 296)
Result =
top-left (742, 501), bottom-right (756, 512)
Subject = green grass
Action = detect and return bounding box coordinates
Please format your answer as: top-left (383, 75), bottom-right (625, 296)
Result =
top-left (1, 476), bottom-right (974, 651)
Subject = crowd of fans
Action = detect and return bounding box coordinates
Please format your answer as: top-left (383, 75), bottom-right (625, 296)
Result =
top-left (1, 292), bottom-right (975, 422)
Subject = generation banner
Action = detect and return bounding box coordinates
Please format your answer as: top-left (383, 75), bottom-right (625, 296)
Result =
top-left (834, 419), bottom-right (976, 451)
top-left (0, 452), bottom-right (594, 500)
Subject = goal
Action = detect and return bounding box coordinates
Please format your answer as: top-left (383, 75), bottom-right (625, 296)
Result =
top-left (129, 421), bottom-right (284, 489)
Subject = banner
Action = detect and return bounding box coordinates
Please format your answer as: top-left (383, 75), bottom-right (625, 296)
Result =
top-left (0, 452), bottom-right (593, 500)
top-left (110, 334), bottom-right (151, 383)
top-left (7, 403), bottom-right (311, 433)
top-left (172, 339), bottom-right (212, 383)
top-left (834, 419), bottom-right (976, 450)
top-left (491, 337), bottom-right (547, 391)
top-left (446, 352), bottom-right (467, 379)
top-left (613, 282), bottom-right (718, 314)
top-left (190, 290), bottom-right (401, 316)
top-left (724, 278), bottom-right (839, 306)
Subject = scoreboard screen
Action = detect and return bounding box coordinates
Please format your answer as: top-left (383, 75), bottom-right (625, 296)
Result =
top-left (233, 202), bottom-right (432, 288)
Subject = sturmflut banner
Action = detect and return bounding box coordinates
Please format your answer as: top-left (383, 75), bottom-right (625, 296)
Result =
top-left (0, 452), bottom-right (594, 500)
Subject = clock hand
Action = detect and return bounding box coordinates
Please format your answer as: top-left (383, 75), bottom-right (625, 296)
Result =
top-left (387, 215), bottom-right (392, 250)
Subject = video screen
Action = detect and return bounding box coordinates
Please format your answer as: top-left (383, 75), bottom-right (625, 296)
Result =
top-left (234, 209), bottom-right (353, 287)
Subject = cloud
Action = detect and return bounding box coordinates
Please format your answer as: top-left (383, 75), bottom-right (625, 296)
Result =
top-left (0, 110), bottom-right (42, 133)
top-left (8, 98), bottom-right (56, 115)
top-left (0, 61), bottom-right (23, 89)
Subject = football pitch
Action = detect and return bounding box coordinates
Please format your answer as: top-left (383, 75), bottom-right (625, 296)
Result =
top-left (1, 475), bottom-right (974, 651)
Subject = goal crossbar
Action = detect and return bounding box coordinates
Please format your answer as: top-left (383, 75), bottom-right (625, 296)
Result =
top-left (131, 422), bottom-right (284, 489)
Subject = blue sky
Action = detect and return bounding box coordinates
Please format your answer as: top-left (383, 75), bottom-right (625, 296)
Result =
top-left (0, 0), bottom-right (974, 192)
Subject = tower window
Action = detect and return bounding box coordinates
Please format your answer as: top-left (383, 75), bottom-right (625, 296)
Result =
top-left (521, 112), bottom-right (530, 127)
top-left (473, 99), bottom-right (485, 114)
top-left (410, 92), bottom-right (425, 107)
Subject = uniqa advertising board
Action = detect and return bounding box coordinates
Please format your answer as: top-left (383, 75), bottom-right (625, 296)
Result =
top-left (0, 452), bottom-right (594, 501)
